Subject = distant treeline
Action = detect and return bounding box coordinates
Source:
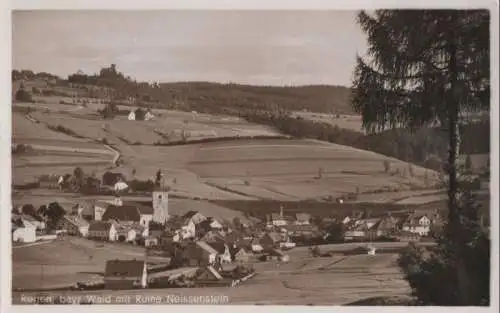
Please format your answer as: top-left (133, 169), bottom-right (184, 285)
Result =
top-left (241, 111), bottom-right (490, 171)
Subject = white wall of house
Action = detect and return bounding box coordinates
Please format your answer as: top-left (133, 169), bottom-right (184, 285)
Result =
top-left (13, 227), bottom-right (36, 243)
top-left (272, 220), bottom-right (287, 227)
top-left (251, 244), bottom-right (263, 253)
top-left (94, 206), bottom-right (106, 221)
top-left (179, 221), bottom-right (196, 239)
top-left (79, 225), bottom-right (90, 237)
top-left (139, 214), bottom-right (153, 227)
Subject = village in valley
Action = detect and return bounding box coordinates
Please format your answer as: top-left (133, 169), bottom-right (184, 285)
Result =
top-left (10, 10), bottom-right (491, 306)
top-left (11, 164), bottom-right (457, 303)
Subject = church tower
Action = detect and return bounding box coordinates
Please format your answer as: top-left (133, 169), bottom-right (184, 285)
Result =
top-left (152, 172), bottom-right (169, 223)
top-left (152, 191), bottom-right (169, 223)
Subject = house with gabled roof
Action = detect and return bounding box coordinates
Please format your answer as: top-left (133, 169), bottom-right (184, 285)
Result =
top-left (104, 259), bottom-right (147, 289)
top-left (88, 221), bottom-right (118, 241)
top-left (12, 217), bottom-right (36, 243)
top-left (208, 242), bottom-right (232, 264)
top-left (399, 211), bottom-right (432, 236)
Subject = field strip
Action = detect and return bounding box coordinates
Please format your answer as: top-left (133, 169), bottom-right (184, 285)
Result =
top-left (21, 114), bottom-right (121, 168)
top-left (12, 240), bottom-right (54, 249)
top-left (27, 144), bottom-right (115, 156)
top-left (199, 144), bottom-right (347, 151)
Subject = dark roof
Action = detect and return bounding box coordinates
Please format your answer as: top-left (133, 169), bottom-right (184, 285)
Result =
top-left (208, 242), bottom-right (227, 254)
top-left (104, 260), bottom-right (145, 278)
top-left (89, 221), bottom-right (114, 232)
top-left (102, 204), bottom-right (141, 222)
top-left (182, 211), bottom-right (199, 219)
top-left (123, 201), bottom-right (154, 215)
top-left (197, 219), bottom-right (213, 233)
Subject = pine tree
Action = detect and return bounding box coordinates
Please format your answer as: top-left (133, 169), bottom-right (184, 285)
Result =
top-left (352, 10), bottom-right (490, 305)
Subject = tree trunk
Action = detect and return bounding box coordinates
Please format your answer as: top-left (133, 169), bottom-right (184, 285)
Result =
top-left (447, 20), bottom-right (470, 305)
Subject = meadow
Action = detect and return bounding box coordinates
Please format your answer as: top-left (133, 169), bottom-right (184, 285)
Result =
top-left (12, 240), bottom-right (419, 305)
top-left (12, 237), bottom-right (167, 290)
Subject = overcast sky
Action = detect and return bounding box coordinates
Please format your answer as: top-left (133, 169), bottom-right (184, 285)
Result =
top-left (12, 10), bottom-right (368, 86)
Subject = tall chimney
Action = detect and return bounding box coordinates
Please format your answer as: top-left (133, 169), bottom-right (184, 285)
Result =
top-left (280, 205), bottom-right (284, 218)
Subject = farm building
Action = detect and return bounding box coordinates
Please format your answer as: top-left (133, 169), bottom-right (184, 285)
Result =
top-left (104, 259), bottom-right (147, 290)
top-left (12, 218), bottom-right (36, 243)
top-left (88, 221), bottom-right (118, 241)
top-left (59, 215), bottom-right (90, 237)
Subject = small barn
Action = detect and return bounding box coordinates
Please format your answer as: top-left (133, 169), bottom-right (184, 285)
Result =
top-left (104, 259), bottom-right (147, 290)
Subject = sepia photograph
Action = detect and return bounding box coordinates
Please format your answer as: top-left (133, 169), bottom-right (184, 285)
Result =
top-left (4, 1), bottom-right (497, 308)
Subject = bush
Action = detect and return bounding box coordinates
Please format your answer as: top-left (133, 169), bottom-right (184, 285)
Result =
top-left (15, 88), bottom-right (33, 102)
top-left (397, 189), bottom-right (490, 305)
top-left (129, 179), bottom-right (155, 192)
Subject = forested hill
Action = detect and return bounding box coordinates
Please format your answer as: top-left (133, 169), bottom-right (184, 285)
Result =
top-left (12, 68), bottom-right (354, 115)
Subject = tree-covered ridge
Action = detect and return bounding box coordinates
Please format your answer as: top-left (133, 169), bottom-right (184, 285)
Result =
top-left (12, 65), bottom-right (354, 115)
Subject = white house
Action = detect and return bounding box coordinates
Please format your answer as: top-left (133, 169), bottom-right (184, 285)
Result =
top-left (12, 219), bottom-right (37, 243)
top-left (177, 219), bottom-right (196, 240)
top-left (403, 215), bottom-right (432, 236)
top-left (114, 182), bottom-right (129, 193)
top-left (88, 221), bottom-right (118, 241)
top-left (144, 111), bottom-right (155, 121)
top-left (209, 219), bottom-right (223, 230)
top-left (128, 110), bottom-right (136, 121)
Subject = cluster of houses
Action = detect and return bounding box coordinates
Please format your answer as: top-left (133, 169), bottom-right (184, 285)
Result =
top-left (341, 210), bottom-right (442, 242)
